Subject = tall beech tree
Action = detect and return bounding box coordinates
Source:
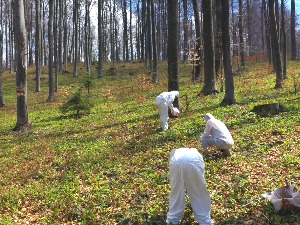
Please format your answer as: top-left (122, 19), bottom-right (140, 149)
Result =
top-left (48, 0), bottom-right (55, 101)
top-left (0, 0), bottom-right (4, 108)
top-left (146, 0), bottom-right (152, 67)
top-left (167, 0), bottom-right (179, 108)
top-left (35, 0), bottom-right (42, 92)
top-left (123, 0), bottom-right (129, 62)
top-left (238, 0), bottom-right (245, 67)
top-left (9, 3), bottom-right (14, 73)
top-left (202, 0), bottom-right (217, 95)
top-left (192, 0), bottom-right (203, 81)
top-left (221, 0), bottom-right (236, 106)
top-left (54, 0), bottom-right (58, 92)
top-left (58, 0), bottom-right (63, 73)
top-left (85, 0), bottom-right (91, 76)
top-left (263, 0), bottom-right (272, 64)
top-left (151, 0), bottom-right (158, 83)
top-left (13, 0), bottom-right (31, 130)
top-left (290, 0), bottom-right (296, 60)
top-left (183, 0), bottom-right (188, 63)
top-left (281, 0), bottom-right (287, 79)
top-left (73, 0), bottom-right (79, 78)
top-left (63, 1), bottom-right (68, 72)
top-left (246, 0), bottom-right (252, 56)
top-left (269, 0), bottom-right (283, 88)
top-left (215, 0), bottom-right (222, 78)
top-left (0, 29), bottom-right (4, 108)
top-left (98, 0), bottom-right (103, 78)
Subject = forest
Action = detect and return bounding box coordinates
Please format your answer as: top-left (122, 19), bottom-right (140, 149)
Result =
top-left (0, 0), bottom-right (300, 224)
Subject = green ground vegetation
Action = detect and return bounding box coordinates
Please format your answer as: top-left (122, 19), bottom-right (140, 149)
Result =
top-left (0, 60), bottom-right (299, 225)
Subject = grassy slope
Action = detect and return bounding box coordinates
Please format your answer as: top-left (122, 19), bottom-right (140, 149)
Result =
top-left (0, 60), bottom-right (299, 225)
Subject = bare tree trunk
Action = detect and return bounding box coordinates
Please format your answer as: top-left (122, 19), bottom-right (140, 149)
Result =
top-left (43, 2), bottom-right (47, 66)
top-left (275, 0), bottom-right (280, 39)
top-left (161, 0), bottom-right (167, 61)
top-left (0, 30), bottom-right (4, 107)
top-left (221, 0), bottom-right (236, 106)
top-left (28, 3), bottom-right (34, 66)
top-left (5, 18), bottom-right (8, 69)
top-left (156, 0), bottom-right (161, 61)
top-left (110, 0), bottom-right (116, 67)
top-left (58, 0), bottom-right (63, 73)
top-left (85, 0), bottom-right (91, 75)
top-left (0, 0), bottom-right (4, 107)
top-left (35, 0), bottom-right (42, 92)
top-left (231, 0), bottom-right (237, 57)
top-left (73, 0), bottom-right (79, 77)
top-left (151, 0), bottom-right (158, 83)
top-left (167, 0), bottom-right (180, 108)
top-left (10, 4), bottom-right (14, 73)
top-left (239, 0), bottom-right (245, 67)
top-left (114, 1), bottom-right (120, 62)
top-left (290, 0), bottom-right (296, 60)
top-left (246, 0), bottom-right (252, 56)
top-left (141, 0), bottom-right (146, 62)
top-left (146, 0), bottom-right (152, 67)
top-left (136, 0), bottom-right (141, 61)
top-left (54, 0), bottom-right (58, 92)
top-left (48, 0), bottom-right (55, 101)
top-left (201, 0), bottom-right (217, 95)
top-left (63, 0), bottom-right (68, 71)
top-left (261, 2), bottom-right (265, 54)
top-left (263, 0), bottom-right (272, 64)
top-left (130, 0), bottom-right (134, 60)
top-left (269, 0), bottom-right (283, 88)
top-left (281, 0), bottom-right (287, 79)
top-left (13, 0), bottom-right (31, 130)
top-left (183, 0), bottom-right (188, 63)
top-left (214, 0), bottom-right (222, 78)
top-left (123, 0), bottom-right (129, 61)
top-left (98, 0), bottom-right (103, 78)
top-left (192, 0), bottom-right (202, 80)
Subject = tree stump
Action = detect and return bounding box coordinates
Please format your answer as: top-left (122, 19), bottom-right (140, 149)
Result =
top-left (252, 103), bottom-right (285, 116)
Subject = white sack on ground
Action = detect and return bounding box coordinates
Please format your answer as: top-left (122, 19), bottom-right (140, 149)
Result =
top-left (262, 185), bottom-right (300, 212)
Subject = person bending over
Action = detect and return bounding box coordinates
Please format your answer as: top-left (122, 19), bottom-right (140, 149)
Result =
top-left (155, 91), bottom-right (180, 131)
top-left (166, 148), bottom-right (213, 225)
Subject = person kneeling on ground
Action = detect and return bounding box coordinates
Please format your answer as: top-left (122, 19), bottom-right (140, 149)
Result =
top-left (166, 148), bottom-right (213, 225)
top-left (155, 91), bottom-right (180, 131)
top-left (200, 113), bottom-right (234, 157)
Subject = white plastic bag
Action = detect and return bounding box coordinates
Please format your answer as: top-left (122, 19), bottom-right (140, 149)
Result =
top-left (172, 107), bottom-right (180, 116)
top-left (262, 185), bottom-right (300, 212)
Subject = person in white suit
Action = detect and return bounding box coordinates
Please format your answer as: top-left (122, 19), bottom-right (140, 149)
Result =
top-left (166, 148), bottom-right (213, 225)
top-left (155, 91), bottom-right (180, 131)
top-left (200, 113), bottom-right (234, 157)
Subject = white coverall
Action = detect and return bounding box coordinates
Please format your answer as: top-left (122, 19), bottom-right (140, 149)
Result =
top-left (155, 91), bottom-right (179, 131)
top-left (166, 148), bottom-right (213, 225)
top-left (200, 113), bottom-right (234, 150)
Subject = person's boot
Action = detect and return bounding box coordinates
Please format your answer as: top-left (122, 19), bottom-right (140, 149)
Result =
top-left (221, 149), bottom-right (231, 158)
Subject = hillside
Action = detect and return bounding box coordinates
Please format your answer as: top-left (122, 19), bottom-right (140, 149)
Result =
top-left (0, 61), bottom-right (299, 224)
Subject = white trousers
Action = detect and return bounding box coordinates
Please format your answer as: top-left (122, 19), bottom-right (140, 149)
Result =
top-left (156, 101), bottom-right (169, 131)
top-left (166, 148), bottom-right (213, 225)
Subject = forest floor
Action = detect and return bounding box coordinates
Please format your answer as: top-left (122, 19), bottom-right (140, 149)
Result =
top-left (0, 60), bottom-right (299, 225)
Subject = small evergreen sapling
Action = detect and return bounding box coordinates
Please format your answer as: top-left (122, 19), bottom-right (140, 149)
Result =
top-left (82, 75), bottom-right (94, 94)
top-left (60, 89), bottom-right (93, 116)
